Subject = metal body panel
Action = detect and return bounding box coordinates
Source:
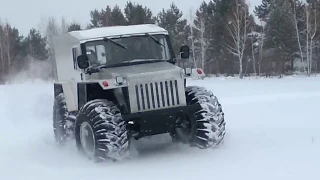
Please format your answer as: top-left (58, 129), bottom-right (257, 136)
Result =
top-left (84, 61), bottom-right (183, 80)
top-left (53, 34), bottom-right (83, 111)
top-left (68, 24), bottom-right (168, 42)
top-left (78, 79), bottom-right (128, 90)
top-left (85, 61), bottom-right (186, 113)
top-left (55, 82), bottom-right (78, 111)
top-left (53, 34), bottom-right (82, 82)
top-left (83, 61), bottom-right (186, 113)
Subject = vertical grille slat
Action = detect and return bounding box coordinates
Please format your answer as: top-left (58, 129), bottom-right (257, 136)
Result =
top-left (140, 84), bottom-right (146, 109)
top-left (165, 81), bottom-right (170, 106)
top-left (134, 79), bottom-right (182, 111)
top-left (135, 85), bottom-right (141, 110)
top-left (145, 84), bottom-right (151, 109)
top-left (155, 82), bottom-right (160, 108)
top-left (150, 83), bottom-right (156, 109)
top-left (160, 82), bottom-right (165, 107)
top-left (170, 80), bottom-right (175, 106)
top-left (174, 80), bottom-right (180, 105)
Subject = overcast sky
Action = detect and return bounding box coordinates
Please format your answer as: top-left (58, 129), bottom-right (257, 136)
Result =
top-left (0, 0), bottom-right (261, 35)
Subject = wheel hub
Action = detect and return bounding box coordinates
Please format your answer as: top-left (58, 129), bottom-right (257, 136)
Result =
top-left (79, 122), bottom-right (95, 157)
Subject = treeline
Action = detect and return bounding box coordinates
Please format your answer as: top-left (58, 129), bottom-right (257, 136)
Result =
top-left (1, 0), bottom-right (320, 83)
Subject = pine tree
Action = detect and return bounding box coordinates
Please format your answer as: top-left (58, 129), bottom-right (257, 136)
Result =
top-left (0, 23), bottom-right (25, 77)
top-left (68, 23), bottom-right (81, 32)
top-left (264, 0), bottom-right (297, 74)
top-left (23, 28), bottom-right (48, 60)
top-left (89, 9), bottom-right (102, 27)
top-left (111, 5), bottom-right (127, 26)
top-left (100, 6), bottom-right (113, 26)
top-left (124, 1), bottom-right (156, 25)
top-left (157, 3), bottom-right (187, 57)
top-left (254, 0), bottom-right (272, 21)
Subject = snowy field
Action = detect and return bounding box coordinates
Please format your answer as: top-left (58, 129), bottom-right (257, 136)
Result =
top-left (1, 75), bottom-right (320, 180)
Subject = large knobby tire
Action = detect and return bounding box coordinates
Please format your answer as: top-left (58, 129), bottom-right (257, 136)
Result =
top-left (75, 99), bottom-right (129, 162)
top-left (174, 86), bottom-right (226, 148)
top-left (53, 93), bottom-right (73, 145)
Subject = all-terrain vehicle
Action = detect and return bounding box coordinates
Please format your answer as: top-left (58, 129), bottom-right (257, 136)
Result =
top-left (52, 24), bottom-right (226, 162)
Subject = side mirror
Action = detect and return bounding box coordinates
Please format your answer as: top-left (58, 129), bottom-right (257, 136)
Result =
top-left (180, 45), bottom-right (190, 59)
top-left (77, 55), bottom-right (89, 69)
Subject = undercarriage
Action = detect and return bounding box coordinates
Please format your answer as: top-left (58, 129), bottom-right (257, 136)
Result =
top-left (124, 103), bottom-right (201, 140)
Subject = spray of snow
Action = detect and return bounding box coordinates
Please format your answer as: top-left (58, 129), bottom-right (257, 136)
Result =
top-left (5, 59), bottom-right (54, 84)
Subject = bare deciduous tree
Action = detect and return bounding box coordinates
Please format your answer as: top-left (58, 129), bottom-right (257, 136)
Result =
top-left (292, 1), bottom-right (305, 72)
top-left (250, 28), bottom-right (257, 75)
top-left (225, 0), bottom-right (251, 78)
top-left (305, 3), bottom-right (317, 76)
top-left (186, 8), bottom-right (197, 68)
top-left (38, 16), bottom-right (61, 80)
top-left (258, 22), bottom-right (265, 75)
top-left (0, 20), bottom-right (5, 80)
top-left (194, 16), bottom-right (209, 72)
top-left (60, 17), bottom-right (69, 34)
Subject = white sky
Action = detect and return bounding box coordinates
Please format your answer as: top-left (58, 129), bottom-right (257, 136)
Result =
top-left (0, 0), bottom-right (261, 36)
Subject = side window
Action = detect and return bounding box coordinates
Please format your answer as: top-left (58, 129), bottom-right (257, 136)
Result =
top-left (72, 47), bottom-right (77, 70)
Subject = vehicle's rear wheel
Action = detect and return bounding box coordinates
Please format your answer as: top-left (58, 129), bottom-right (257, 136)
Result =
top-left (53, 93), bottom-right (74, 146)
top-left (172, 86), bottom-right (226, 148)
top-left (75, 99), bottom-right (130, 162)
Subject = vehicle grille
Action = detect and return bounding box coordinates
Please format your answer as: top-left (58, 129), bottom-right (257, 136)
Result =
top-left (134, 80), bottom-right (181, 111)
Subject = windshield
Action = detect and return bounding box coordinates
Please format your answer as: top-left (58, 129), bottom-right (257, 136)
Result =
top-left (85, 34), bottom-right (171, 67)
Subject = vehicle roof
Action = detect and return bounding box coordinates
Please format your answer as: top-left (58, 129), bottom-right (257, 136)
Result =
top-left (68, 24), bottom-right (169, 42)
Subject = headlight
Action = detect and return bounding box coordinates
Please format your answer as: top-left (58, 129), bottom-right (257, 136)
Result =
top-left (185, 67), bottom-right (192, 75)
top-left (116, 76), bottom-right (124, 85)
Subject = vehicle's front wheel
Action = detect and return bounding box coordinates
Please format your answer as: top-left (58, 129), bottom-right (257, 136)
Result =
top-left (172, 86), bottom-right (226, 148)
top-left (75, 99), bottom-right (130, 162)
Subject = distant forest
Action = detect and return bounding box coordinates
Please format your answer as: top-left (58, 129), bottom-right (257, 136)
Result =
top-left (0, 0), bottom-right (319, 82)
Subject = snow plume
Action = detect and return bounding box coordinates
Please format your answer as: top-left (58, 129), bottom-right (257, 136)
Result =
top-left (5, 56), bottom-right (54, 84)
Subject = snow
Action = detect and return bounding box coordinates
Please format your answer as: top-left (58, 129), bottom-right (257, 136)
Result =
top-left (1, 75), bottom-right (320, 180)
top-left (68, 24), bottom-right (168, 41)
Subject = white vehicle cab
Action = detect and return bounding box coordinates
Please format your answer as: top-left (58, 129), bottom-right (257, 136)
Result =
top-left (52, 24), bottom-right (226, 162)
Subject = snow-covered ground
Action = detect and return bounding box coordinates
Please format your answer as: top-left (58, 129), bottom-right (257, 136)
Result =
top-left (1, 75), bottom-right (320, 180)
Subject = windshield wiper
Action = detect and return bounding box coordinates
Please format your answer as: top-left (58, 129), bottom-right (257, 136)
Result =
top-left (145, 33), bottom-right (164, 47)
top-left (103, 37), bottom-right (127, 49)
top-left (96, 59), bottom-right (164, 69)
top-left (123, 59), bottom-right (161, 63)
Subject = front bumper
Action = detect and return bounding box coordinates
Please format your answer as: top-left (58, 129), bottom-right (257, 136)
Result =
top-left (123, 104), bottom-right (201, 138)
